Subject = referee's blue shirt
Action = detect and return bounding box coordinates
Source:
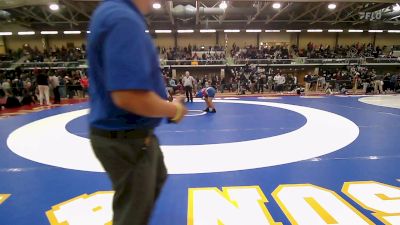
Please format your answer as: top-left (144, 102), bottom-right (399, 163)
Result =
top-left (88, 0), bottom-right (167, 131)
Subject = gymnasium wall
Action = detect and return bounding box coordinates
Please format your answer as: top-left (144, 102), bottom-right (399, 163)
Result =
top-left (5, 35), bottom-right (45, 51)
top-left (48, 35), bottom-right (87, 49)
top-left (337, 33), bottom-right (374, 46)
top-left (0, 37), bottom-right (5, 54)
top-left (153, 34), bottom-right (175, 48)
top-left (298, 33), bottom-right (337, 48)
top-left (177, 33), bottom-right (216, 47)
top-left (218, 32), bottom-right (258, 47)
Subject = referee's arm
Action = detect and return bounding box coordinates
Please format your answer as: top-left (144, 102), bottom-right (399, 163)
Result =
top-left (112, 90), bottom-right (184, 120)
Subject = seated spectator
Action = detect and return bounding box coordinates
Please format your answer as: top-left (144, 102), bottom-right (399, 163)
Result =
top-left (5, 93), bottom-right (21, 108)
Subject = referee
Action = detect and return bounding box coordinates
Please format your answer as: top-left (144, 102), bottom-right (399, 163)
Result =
top-left (87, 0), bottom-right (187, 225)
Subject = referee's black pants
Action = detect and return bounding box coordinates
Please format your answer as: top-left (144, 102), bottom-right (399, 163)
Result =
top-left (185, 86), bottom-right (193, 102)
top-left (90, 128), bottom-right (167, 225)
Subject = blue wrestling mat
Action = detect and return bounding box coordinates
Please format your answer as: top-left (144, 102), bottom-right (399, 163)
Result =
top-left (0, 95), bottom-right (399, 225)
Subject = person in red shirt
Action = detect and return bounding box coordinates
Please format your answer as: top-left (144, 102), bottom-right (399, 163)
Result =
top-left (80, 75), bottom-right (89, 98)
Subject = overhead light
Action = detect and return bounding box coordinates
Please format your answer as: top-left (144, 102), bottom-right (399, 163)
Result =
top-left (265, 30), bottom-right (280, 32)
top-left (145, 30), bottom-right (149, 33)
top-left (286, 30), bottom-right (301, 32)
top-left (200, 29), bottom-right (216, 33)
top-left (307, 29), bottom-right (323, 32)
top-left (49, 3), bottom-right (59, 11)
top-left (0, 32), bottom-right (12, 36)
top-left (64, 31), bottom-right (81, 34)
top-left (328, 29), bottom-right (343, 32)
top-left (177, 29), bottom-right (194, 33)
top-left (18, 31), bottom-right (35, 35)
top-left (348, 29), bottom-right (363, 32)
top-left (152, 2), bottom-right (161, 9)
top-left (224, 29), bottom-right (240, 33)
top-left (41, 31), bottom-right (58, 35)
top-left (246, 29), bottom-right (262, 33)
top-left (328, 3), bottom-right (336, 10)
top-left (155, 30), bottom-right (172, 33)
top-left (388, 30), bottom-right (400, 33)
top-left (272, 3), bottom-right (281, 9)
top-left (86, 31), bottom-right (91, 34)
top-left (219, 1), bottom-right (228, 10)
top-left (393, 3), bottom-right (400, 12)
top-left (368, 30), bottom-right (383, 33)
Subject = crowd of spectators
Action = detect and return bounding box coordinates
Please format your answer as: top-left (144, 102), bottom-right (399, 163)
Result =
top-left (21, 45), bottom-right (86, 63)
top-left (296, 42), bottom-right (396, 59)
top-left (163, 64), bottom-right (399, 97)
top-left (0, 44), bottom-right (86, 66)
top-left (0, 68), bottom-right (89, 109)
top-left (1, 42), bottom-right (398, 69)
top-left (157, 42), bottom-right (399, 66)
top-left (159, 45), bottom-right (226, 64)
top-left (231, 42), bottom-right (397, 61)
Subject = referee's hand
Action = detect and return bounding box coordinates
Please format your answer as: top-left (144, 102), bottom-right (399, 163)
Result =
top-left (169, 99), bottom-right (187, 123)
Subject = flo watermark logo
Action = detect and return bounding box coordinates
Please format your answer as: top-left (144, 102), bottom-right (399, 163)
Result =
top-left (359, 10), bottom-right (383, 21)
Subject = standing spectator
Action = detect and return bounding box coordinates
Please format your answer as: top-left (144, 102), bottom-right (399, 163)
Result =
top-left (80, 75), bottom-right (89, 98)
top-left (304, 72), bottom-right (312, 93)
top-left (390, 73), bottom-right (398, 92)
top-left (182, 71), bottom-right (195, 102)
top-left (88, 1), bottom-right (187, 225)
top-left (192, 77), bottom-right (198, 95)
top-left (37, 70), bottom-right (51, 105)
top-left (65, 76), bottom-right (74, 99)
top-left (49, 73), bottom-right (61, 104)
top-left (317, 74), bottom-right (326, 92)
top-left (361, 71), bottom-right (371, 94)
top-left (352, 72), bottom-right (361, 94)
top-left (372, 72), bottom-right (384, 94)
top-left (1, 79), bottom-right (11, 95)
top-left (267, 75), bottom-right (274, 92)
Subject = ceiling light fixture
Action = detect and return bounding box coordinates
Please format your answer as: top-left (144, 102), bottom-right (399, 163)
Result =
top-left (177, 30), bottom-right (194, 33)
top-left (219, 1), bottom-right (228, 10)
top-left (393, 3), bottom-right (400, 12)
top-left (368, 30), bottom-right (383, 33)
top-left (18, 31), bottom-right (35, 35)
top-left (0, 32), bottom-right (12, 36)
top-left (49, 3), bottom-right (59, 11)
top-left (64, 31), bottom-right (81, 34)
top-left (224, 29), bottom-right (240, 33)
top-left (200, 29), bottom-right (216, 33)
top-left (328, 29), bottom-right (343, 32)
top-left (41, 31), bottom-right (58, 35)
top-left (246, 29), bottom-right (262, 33)
top-left (152, 2), bottom-right (161, 9)
top-left (272, 3), bottom-right (281, 9)
top-left (328, 3), bottom-right (336, 10)
top-left (155, 30), bottom-right (172, 33)
top-left (307, 29), bottom-right (323, 32)
top-left (348, 29), bottom-right (363, 32)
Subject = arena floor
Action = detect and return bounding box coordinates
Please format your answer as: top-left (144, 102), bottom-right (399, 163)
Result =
top-left (0, 95), bottom-right (399, 225)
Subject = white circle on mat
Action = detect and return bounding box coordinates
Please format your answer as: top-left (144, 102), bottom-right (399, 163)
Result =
top-left (7, 100), bottom-right (359, 174)
top-left (185, 110), bottom-right (207, 117)
top-left (358, 95), bottom-right (400, 109)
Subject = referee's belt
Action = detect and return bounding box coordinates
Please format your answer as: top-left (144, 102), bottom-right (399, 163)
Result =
top-left (90, 127), bottom-right (153, 139)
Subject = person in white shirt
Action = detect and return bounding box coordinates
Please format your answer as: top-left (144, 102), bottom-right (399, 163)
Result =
top-left (49, 74), bottom-right (61, 104)
top-left (182, 71), bottom-right (195, 102)
top-left (273, 74), bottom-right (280, 91)
top-left (1, 79), bottom-right (11, 95)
